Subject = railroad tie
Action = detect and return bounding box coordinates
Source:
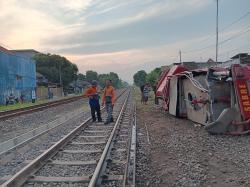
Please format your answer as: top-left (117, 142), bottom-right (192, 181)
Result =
top-left (48, 160), bottom-right (97, 165)
top-left (102, 175), bottom-right (124, 181)
top-left (78, 135), bottom-right (106, 138)
top-left (29, 176), bottom-right (91, 183)
top-left (62, 149), bottom-right (103, 154)
top-left (70, 141), bottom-right (106, 145)
top-left (84, 130), bottom-right (111, 133)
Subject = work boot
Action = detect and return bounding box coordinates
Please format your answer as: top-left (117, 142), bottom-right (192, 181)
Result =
top-left (98, 119), bottom-right (102, 123)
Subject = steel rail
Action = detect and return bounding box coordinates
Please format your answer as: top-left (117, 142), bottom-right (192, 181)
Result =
top-left (1, 117), bottom-right (91, 187)
top-left (0, 89), bottom-right (127, 156)
top-left (0, 95), bottom-right (83, 120)
top-left (88, 89), bottom-right (131, 187)
top-left (0, 88), bottom-right (127, 120)
top-left (123, 104), bottom-right (137, 187)
top-left (0, 109), bottom-right (83, 156)
top-left (0, 88), bottom-right (129, 187)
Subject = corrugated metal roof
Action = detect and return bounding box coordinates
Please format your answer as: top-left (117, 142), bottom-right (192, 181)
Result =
top-left (0, 46), bottom-right (14, 54)
top-left (231, 53), bottom-right (248, 59)
top-left (10, 49), bottom-right (40, 53)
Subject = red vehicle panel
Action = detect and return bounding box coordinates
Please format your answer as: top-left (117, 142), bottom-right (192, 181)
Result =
top-left (156, 65), bottom-right (188, 110)
top-left (232, 64), bottom-right (250, 120)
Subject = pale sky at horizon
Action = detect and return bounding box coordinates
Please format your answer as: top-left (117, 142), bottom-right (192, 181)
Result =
top-left (1, 0), bottom-right (250, 83)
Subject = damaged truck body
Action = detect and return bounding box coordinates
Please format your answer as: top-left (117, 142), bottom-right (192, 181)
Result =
top-left (156, 63), bottom-right (250, 135)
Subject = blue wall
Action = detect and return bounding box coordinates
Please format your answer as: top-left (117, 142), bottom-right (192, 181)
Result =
top-left (0, 51), bottom-right (36, 105)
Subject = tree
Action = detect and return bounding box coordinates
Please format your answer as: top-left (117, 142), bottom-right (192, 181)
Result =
top-left (77, 73), bottom-right (86, 81)
top-left (98, 74), bottom-right (109, 88)
top-left (120, 80), bottom-right (129, 88)
top-left (146, 67), bottom-right (161, 86)
top-left (86, 70), bottom-right (98, 82)
top-left (98, 72), bottom-right (122, 89)
top-left (109, 72), bottom-right (120, 88)
top-left (34, 53), bottom-right (78, 87)
top-left (133, 70), bottom-right (147, 87)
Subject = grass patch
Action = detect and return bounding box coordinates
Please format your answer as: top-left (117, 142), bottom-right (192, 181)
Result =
top-left (134, 87), bottom-right (155, 111)
top-left (0, 99), bottom-right (49, 112)
top-left (0, 95), bottom-right (81, 112)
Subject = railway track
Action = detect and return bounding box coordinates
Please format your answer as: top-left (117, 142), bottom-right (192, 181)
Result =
top-left (1, 88), bottom-right (136, 187)
top-left (0, 96), bottom-right (83, 121)
top-left (0, 89), bottom-right (127, 156)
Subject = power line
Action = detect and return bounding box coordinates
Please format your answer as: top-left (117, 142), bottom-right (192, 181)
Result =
top-left (189, 28), bottom-right (250, 61)
top-left (220, 11), bottom-right (250, 32)
top-left (182, 43), bottom-right (214, 54)
top-left (219, 26), bottom-right (250, 45)
top-left (218, 42), bottom-right (250, 59)
top-left (183, 25), bottom-right (250, 54)
top-left (184, 10), bottom-right (250, 48)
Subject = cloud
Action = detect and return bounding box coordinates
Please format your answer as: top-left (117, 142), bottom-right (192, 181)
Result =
top-left (64, 35), bottom-right (206, 82)
top-left (0, 0), bottom-right (93, 49)
top-left (65, 28), bottom-right (250, 83)
top-left (41, 0), bottom-right (211, 56)
top-left (0, 0), bottom-right (211, 51)
top-left (1, 0), bottom-right (249, 84)
top-left (0, 1), bottom-right (61, 49)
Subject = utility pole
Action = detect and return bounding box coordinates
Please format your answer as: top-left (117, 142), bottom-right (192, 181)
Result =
top-left (179, 50), bottom-right (182, 64)
top-left (59, 63), bottom-right (63, 96)
top-left (216, 0), bottom-right (219, 63)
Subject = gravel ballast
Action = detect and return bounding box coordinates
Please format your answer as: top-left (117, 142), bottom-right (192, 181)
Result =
top-left (36, 164), bottom-right (96, 177)
top-left (136, 96), bottom-right (250, 187)
top-left (0, 90), bottom-right (128, 185)
top-left (0, 98), bottom-right (88, 142)
top-left (0, 115), bottom-right (85, 179)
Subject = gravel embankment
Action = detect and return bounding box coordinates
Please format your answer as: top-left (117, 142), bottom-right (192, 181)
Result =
top-left (24, 182), bottom-right (88, 187)
top-left (136, 96), bottom-right (250, 187)
top-left (36, 165), bottom-right (96, 177)
top-left (0, 98), bottom-right (88, 142)
top-left (0, 115), bottom-right (85, 180)
top-left (0, 90), bottom-right (126, 185)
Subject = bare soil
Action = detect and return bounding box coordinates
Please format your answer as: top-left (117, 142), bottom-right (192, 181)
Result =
top-left (136, 93), bottom-right (250, 187)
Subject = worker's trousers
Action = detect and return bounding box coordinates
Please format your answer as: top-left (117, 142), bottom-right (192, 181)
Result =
top-left (105, 103), bottom-right (113, 122)
top-left (90, 104), bottom-right (102, 122)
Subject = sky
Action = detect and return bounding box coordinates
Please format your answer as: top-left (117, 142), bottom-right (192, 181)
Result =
top-left (0, 0), bottom-right (250, 83)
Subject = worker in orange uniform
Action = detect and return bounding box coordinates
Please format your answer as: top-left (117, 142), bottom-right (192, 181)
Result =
top-left (102, 79), bottom-right (116, 124)
top-left (83, 80), bottom-right (102, 122)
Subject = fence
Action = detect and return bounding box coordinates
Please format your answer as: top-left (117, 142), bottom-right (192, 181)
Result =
top-left (36, 86), bottom-right (63, 99)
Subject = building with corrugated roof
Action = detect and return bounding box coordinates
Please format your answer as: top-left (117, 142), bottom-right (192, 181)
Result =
top-left (0, 46), bottom-right (36, 105)
top-left (231, 53), bottom-right (250, 64)
top-left (10, 49), bottom-right (40, 60)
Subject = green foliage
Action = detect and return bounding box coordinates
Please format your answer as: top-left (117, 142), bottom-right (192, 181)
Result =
top-left (120, 80), bottom-right (129, 87)
top-left (86, 70), bottom-right (98, 82)
top-left (133, 70), bottom-right (147, 87)
top-left (146, 67), bottom-right (161, 86)
top-left (34, 54), bottom-right (126, 89)
top-left (109, 72), bottom-right (120, 88)
top-left (34, 53), bottom-right (78, 86)
top-left (77, 73), bottom-right (86, 81)
top-left (98, 74), bottom-right (109, 88)
top-left (98, 72), bottom-right (125, 89)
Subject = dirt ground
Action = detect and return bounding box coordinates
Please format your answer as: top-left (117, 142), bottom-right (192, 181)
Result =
top-left (135, 91), bottom-right (250, 187)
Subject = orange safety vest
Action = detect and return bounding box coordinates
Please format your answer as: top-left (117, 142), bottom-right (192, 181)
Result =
top-left (102, 86), bottom-right (116, 104)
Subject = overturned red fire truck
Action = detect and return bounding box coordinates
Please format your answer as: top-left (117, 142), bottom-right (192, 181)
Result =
top-left (156, 63), bottom-right (250, 135)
